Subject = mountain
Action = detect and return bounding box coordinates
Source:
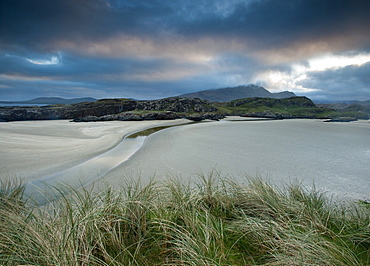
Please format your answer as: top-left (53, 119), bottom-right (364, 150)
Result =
top-left (178, 85), bottom-right (296, 102)
top-left (0, 97), bottom-right (97, 105)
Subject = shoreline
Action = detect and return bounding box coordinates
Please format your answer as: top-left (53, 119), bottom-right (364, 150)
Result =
top-left (1, 118), bottom-right (369, 204)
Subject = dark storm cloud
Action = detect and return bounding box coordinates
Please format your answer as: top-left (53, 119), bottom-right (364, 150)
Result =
top-left (0, 0), bottom-right (171, 52)
top-left (1, 0), bottom-right (370, 101)
top-left (173, 0), bottom-right (370, 50)
top-left (3, 0), bottom-right (369, 52)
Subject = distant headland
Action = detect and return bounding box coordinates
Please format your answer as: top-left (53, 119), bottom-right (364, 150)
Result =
top-left (1, 85), bottom-right (369, 122)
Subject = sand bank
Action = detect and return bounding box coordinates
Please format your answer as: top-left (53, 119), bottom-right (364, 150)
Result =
top-left (1, 118), bottom-right (369, 203)
top-left (0, 119), bottom-right (188, 183)
top-left (99, 119), bottom-right (370, 202)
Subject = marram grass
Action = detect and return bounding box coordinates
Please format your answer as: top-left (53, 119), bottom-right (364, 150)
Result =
top-left (0, 175), bottom-right (369, 265)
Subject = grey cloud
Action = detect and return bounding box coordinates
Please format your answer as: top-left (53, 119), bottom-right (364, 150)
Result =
top-left (0, 52), bottom-right (123, 79)
top-left (300, 63), bottom-right (370, 101)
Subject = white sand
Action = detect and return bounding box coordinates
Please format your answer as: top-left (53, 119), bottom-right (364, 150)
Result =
top-left (99, 119), bottom-right (370, 202)
top-left (1, 118), bottom-right (369, 203)
top-left (0, 119), bottom-right (188, 183)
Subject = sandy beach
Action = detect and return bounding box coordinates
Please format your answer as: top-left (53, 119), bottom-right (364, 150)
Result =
top-left (0, 119), bottom-right (188, 183)
top-left (99, 118), bottom-right (370, 202)
top-left (1, 118), bottom-right (369, 203)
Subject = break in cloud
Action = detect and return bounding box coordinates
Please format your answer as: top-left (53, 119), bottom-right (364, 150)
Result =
top-left (0, 0), bottom-right (370, 101)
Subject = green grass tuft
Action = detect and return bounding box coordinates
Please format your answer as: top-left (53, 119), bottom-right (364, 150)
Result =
top-left (0, 175), bottom-right (369, 265)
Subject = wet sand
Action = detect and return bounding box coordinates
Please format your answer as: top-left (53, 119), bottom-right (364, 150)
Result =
top-left (1, 118), bottom-right (369, 202)
top-left (100, 119), bottom-right (370, 202)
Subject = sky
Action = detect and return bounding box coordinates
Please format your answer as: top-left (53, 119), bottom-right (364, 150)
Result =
top-left (1, 0), bottom-right (370, 102)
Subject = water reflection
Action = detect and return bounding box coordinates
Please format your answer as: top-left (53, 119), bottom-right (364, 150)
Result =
top-left (127, 122), bottom-right (199, 138)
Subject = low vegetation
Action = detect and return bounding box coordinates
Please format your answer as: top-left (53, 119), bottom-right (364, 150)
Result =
top-left (0, 175), bottom-right (369, 265)
top-left (2, 95), bottom-right (370, 122)
top-left (215, 97), bottom-right (370, 119)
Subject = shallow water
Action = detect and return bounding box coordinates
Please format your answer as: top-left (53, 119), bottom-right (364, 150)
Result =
top-left (126, 121), bottom-right (199, 138)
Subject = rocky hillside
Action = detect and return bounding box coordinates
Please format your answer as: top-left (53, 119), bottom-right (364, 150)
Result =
top-left (1, 96), bottom-right (368, 122)
top-left (216, 96), bottom-right (321, 119)
top-left (226, 96), bottom-right (315, 108)
top-left (179, 85), bottom-right (296, 102)
top-left (0, 97), bottom-right (220, 122)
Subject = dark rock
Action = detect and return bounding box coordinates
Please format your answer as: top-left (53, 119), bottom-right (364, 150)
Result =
top-left (323, 117), bottom-right (358, 122)
top-left (117, 113), bottom-right (143, 121)
top-left (72, 113), bottom-right (142, 122)
top-left (0, 96), bottom-right (319, 122)
top-left (241, 111), bottom-right (315, 119)
top-left (72, 112), bottom-right (181, 122)
top-left (141, 112), bottom-right (179, 120)
top-left (185, 113), bottom-right (225, 121)
top-left (0, 97), bottom-right (219, 122)
top-left (64, 97), bottom-right (219, 122)
top-left (137, 97), bottom-right (217, 113)
top-left (241, 111), bottom-right (284, 119)
top-left (72, 116), bottom-right (101, 122)
top-left (0, 106), bottom-right (63, 121)
top-left (62, 99), bottom-right (137, 118)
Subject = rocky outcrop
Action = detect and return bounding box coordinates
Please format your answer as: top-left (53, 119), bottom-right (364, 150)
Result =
top-left (72, 112), bottom-right (180, 122)
top-left (241, 111), bottom-right (284, 119)
top-left (72, 113), bottom-right (143, 122)
top-left (185, 113), bottom-right (225, 121)
top-left (0, 95), bottom-right (332, 122)
top-left (72, 111), bottom-right (224, 122)
top-left (136, 97), bottom-right (217, 112)
top-left (0, 106), bottom-right (63, 121)
top-left (0, 97), bottom-right (218, 122)
top-left (0, 99), bottom-right (138, 122)
top-left (141, 112), bottom-right (180, 120)
top-left (228, 96), bottom-right (315, 108)
top-left (241, 111), bottom-right (315, 119)
top-left (62, 99), bottom-right (138, 118)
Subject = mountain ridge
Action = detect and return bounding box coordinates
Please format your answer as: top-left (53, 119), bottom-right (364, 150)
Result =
top-left (179, 85), bottom-right (296, 102)
top-left (0, 97), bottom-right (97, 105)
top-left (1, 96), bottom-right (369, 122)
